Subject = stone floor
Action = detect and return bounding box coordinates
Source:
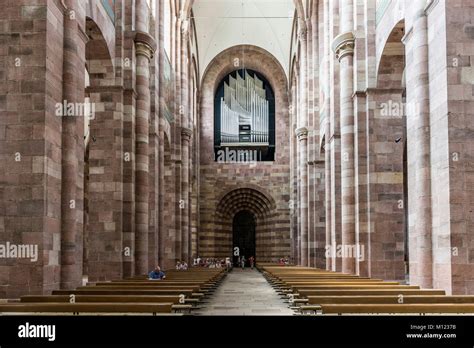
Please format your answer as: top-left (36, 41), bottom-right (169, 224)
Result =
top-left (195, 268), bottom-right (295, 316)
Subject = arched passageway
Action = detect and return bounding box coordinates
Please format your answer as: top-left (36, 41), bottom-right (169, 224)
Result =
top-left (232, 210), bottom-right (256, 266)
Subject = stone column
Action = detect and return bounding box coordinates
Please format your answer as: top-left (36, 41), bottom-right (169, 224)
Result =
top-left (157, 0), bottom-right (166, 268)
top-left (332, 3), bottom-right (356, 274)
top-left (322, 0), bottom-right (332, 271)
top-left (181, 127), bottom-right (192, 262)
top-left (180, 22), bottom-right (191, 263)
top-left (190, 89), bottom-right (199, 260)
top-left (297, 23), bottom-right (309, 267)
top-left (305, 19), bottom-right (315, 268)
top-left (353, 0), bottom-right (372, 278)
top-left (134, 0), bottom-right (156, 275)
top-left (329, 0), bottom-right (342, 272)
top-left (173, 12), bottom-right (183, 263)
top-left (187, 72), bottom-right (195, 261)
top-left (60, 0), bottom-right (86, 289)
top-left (403, 0), bottom-right (432, 288)
top-left (290, 81), bottom-right (299, 263)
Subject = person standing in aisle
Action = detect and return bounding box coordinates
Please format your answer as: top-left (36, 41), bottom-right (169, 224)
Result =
top-left (249, 256), bottom-right (255, 269)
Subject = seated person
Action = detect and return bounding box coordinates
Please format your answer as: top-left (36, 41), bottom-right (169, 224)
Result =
top-left (148, 266), bottom-right (166, 280)
top-left (181, 261), bottom-right (188, 270)
top-left (176, 261), bottom-right (181, 270)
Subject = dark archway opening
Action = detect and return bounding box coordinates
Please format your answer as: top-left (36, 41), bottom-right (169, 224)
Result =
top-left (233, 210), bottom-right (256, 266)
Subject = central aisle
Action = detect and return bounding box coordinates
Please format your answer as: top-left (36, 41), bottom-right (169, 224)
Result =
top-left (196, 268), bottom-right (294, 316)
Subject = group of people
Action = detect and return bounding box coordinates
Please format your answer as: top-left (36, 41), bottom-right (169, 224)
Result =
top-left (148, 254), bottom-right (262, 280)
top-left (236, 256), bottom-right (255, 269)
top-left (278, 256), bottom-right (290, 265)
top-left (175, 261), bottom-right (188, 270)
top-left (192, 257), bottom-right (232, 269)
top-left (192, 256), bottom-right (257, 270)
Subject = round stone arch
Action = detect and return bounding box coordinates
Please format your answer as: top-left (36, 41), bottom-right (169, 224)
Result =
top-left (215, 186), bottom-right (279, 263)
top-left (200, 45), bottom-right (290, 165)
top-left (85, 0), bottom-right (116, 66)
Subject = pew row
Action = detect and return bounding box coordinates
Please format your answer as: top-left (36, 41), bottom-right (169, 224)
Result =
top-left (0, 268), bottom-right (227, 315)
top-left (260, 265), bottom-right (471, 315)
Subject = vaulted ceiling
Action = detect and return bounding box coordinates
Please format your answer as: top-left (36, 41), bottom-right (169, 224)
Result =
top-left (192, 0), bottom-right (295, 79)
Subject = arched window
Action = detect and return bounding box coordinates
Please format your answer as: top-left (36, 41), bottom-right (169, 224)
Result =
top-left (214, 69), bottom-right (275, 162)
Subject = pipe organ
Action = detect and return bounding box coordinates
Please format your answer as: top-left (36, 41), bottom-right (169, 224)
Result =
top-left (220, 70), bottom-right (269, 145)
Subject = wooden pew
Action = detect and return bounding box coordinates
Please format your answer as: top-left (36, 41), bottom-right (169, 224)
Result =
top-left (127, 269), bottom-right (226, 281)
top-left (316, 303), bottom-right (474, 314)
top-left (296, 289), bottom-right (446, 297)
top-left (1, 268), bottom-right (226, 316)
top-left (0, 302), bottom-right (174, 315)
top-left (20, 295), bottom-right (196, 313)
top-left (305, 295), bottom-right (474, 305)
top-left (297, 295), bottom-right (474, 314)
top-left (261, 265), bottom-right (465, 315)
top-left (93, 282), bottom-right (212, 288)
top-left (274, 279), bottom-right (388, 283)
top-left (92, 281), bottom-right (216, 292)
top-left (282, 281), bottom-right (400, 286)
top-left (269, 274), bottom-right (369, 278)
top-left (52, 289), bottom-right (196, 296)
top-left (274, 282), bottom-right (404, 293)
top-left (21, 294), bottom-right (198, 305)
top-left (76, 285), bottom-right (202, 291)
top-left (94, 281), bottom-right (209, 285)
top-left (290, 285), bottom-right (420, 291)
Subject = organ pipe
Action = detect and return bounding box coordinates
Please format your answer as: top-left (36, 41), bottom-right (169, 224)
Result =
top-left (220, 70), bottom-right (269, 144)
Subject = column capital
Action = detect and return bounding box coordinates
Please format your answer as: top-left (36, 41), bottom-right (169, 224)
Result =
top-left (332, 32), bottom-right (355, 62)
top-left (295, 127), bottom-right (309, 140)
top-left (134, 31), bottom-right (157, 60)
top-left (135, 42), bottom-right (154, 60)
top-left (181, 127), bottom-right (193, 141)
